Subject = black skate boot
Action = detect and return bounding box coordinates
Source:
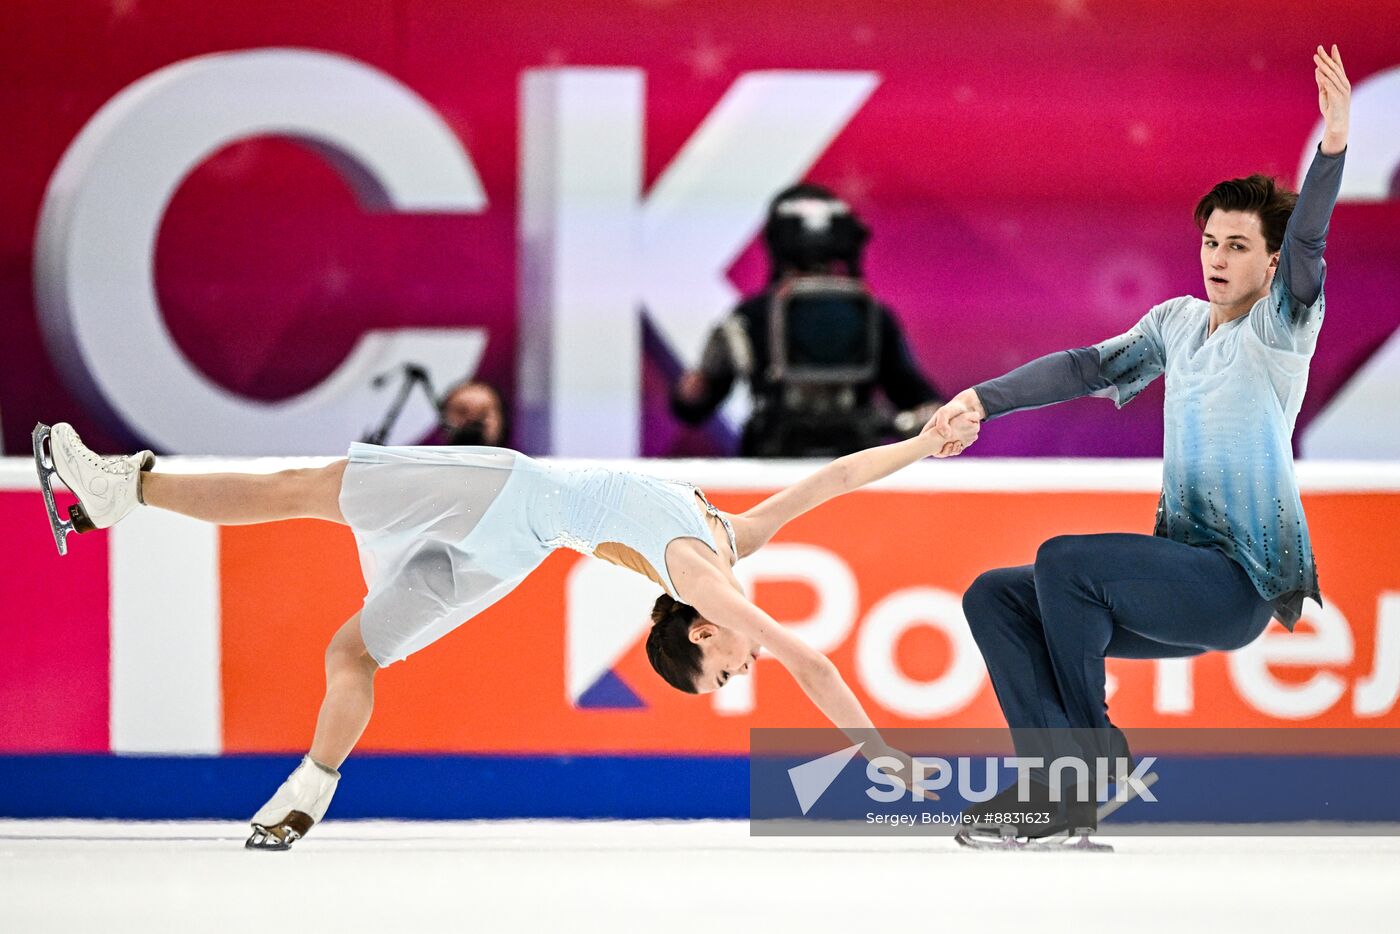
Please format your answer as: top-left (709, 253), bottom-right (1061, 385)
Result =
top-left (955, 778), bottom-right (1065, 848)
top-left (955, 727), bottom-right (1154, 852)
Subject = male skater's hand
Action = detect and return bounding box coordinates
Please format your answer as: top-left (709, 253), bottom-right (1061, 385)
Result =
top-left (937, 412), bottom-right (981, 458)
top-left (1314, 44), bottom-right (1350, 155)
top-left (922, 388), bottom-right (985, 457)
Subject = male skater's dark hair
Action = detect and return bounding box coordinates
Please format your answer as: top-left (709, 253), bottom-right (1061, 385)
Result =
top-left (646, 594), bottom-right (702, 693)
top-left (1194, 174), bottom-right (1298, 254)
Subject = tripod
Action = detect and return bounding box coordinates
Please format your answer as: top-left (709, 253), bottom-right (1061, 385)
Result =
top-left (361, 364), bottom-right (440, 445)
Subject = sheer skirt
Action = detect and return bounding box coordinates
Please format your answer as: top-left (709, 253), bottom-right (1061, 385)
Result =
top-left (338, 443), bottom-right (552, 666)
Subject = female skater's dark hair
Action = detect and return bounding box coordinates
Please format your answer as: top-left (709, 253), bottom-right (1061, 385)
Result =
top-left (1193, 174), bottom-right (1298, 254)
top-left (646, 594), bottom-right (702, 693)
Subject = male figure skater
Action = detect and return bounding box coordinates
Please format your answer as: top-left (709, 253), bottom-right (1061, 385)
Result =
top-left (926, 46), bottom-right (1352, 843)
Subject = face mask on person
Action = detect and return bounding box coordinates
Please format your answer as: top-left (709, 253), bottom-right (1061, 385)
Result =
top-left (444, 421), bottom-right (491, 446)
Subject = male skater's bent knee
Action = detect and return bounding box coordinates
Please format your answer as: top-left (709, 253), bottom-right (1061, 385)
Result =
top-left (1034, 534), bottom-right (1096, 574)
top-left (962, 567), bottom-right (1024, 633)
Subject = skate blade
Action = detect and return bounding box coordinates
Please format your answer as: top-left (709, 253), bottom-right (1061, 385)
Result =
top-left (954, 829), bottom-right (1043, 851)
top-left (245, 811), bottom-right (314, 851)
top-left (246, 823), bottom-right (300, 852)
top-left (32, 423), bottom-right (78, 556)
top-left (245, 825), bottom-right (294, 851)
top-left (955, 827), bottom-right (1113, 853)
top-left (1021, 831), bottom-right (1114, 853)
top-left (954, 826), bottom-right (1032, 851)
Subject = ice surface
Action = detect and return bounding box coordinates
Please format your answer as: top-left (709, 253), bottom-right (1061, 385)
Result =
top-left (2, 819), bottom-right (1398, 933)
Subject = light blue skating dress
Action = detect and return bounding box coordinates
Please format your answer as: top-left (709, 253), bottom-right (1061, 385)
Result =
top-left (338, 443), bottom-right (735, 666)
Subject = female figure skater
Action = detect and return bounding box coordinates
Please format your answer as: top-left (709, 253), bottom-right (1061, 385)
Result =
top-left (34, 416), bottom-right (976, 849)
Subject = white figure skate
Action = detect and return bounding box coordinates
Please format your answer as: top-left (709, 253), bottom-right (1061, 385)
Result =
top-left (246, 756), bottom-right (341, 851)
top-left (33, 422), bottom-right (154, 555)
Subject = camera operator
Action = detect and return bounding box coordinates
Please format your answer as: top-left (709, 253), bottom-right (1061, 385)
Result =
top-left (671, 183), bottom-right (943, 457)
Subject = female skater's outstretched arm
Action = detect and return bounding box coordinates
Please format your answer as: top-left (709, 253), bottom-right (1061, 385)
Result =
top-left (728, 416), bottom-right (979, 558)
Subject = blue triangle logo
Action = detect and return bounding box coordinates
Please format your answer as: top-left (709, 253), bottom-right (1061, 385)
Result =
top-left (576, 668), bottom-right (646, 709)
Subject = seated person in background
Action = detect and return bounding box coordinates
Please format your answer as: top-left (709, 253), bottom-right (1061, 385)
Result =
top-left (435, 379), bottom-right (509, 447)
top-left (671, 183), bottom-right (943, 458)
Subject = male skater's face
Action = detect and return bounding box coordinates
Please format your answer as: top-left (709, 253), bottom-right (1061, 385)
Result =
top-left (1200, 210), bottom-right (1279, 309)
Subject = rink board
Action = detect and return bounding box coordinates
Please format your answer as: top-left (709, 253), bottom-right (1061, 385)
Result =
top-left (3, 753), bottom-right (1400, 823)
top-left (2, 457), bottom-right (1399, 819)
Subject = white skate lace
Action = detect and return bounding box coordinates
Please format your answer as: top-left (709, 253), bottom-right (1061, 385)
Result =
top-left (69, 435), bottom-right (136, 475)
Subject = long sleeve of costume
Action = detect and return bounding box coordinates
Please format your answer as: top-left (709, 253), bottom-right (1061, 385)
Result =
top-left (1279, 145), bottom-right (1345, 311)
top-left (973, 302), bottom-right (1171, 419)
top-left (1251, 146), bottom-right (1345, 352)
top-left (876, 307), bottom-right (941, 409)
top-left (973, 347), bottom-right (1104, 420)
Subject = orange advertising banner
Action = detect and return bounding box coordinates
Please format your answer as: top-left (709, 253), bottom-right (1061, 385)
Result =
top-left (220, 486), bottom-right (1400, 754)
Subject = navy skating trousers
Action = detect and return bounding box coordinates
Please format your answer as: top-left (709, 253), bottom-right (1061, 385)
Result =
top-left (962, 533), bottom-right (1275, 736)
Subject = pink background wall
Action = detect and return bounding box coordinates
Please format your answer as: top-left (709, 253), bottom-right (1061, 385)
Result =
top-left (2, 1), bottom-right (1397, 457)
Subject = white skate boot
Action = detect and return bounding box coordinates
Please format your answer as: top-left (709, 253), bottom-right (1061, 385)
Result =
top-left (33, 422), bottom-right (155, 555)
top-left (246, 756), bottom-right (341, 851)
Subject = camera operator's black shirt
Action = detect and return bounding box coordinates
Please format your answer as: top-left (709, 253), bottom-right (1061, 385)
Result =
top-left (670, 288), bottom-right (941, 426)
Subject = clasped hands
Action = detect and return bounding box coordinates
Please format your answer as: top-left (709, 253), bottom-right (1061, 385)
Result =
top-left (921, 388), bottom-right (986, 458)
